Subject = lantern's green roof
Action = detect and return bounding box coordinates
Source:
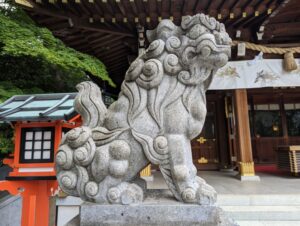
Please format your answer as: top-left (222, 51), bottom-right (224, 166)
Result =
top-left (0, 93), bottom-right (77, 122)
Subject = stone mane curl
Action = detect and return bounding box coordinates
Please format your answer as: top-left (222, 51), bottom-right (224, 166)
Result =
top-left (125, 13), bottom-right (231, 89)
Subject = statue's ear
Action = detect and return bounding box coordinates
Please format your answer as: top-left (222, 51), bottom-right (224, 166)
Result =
top-left (147, 20), bottom-right (181, 43)
top-left (146, 29), bottom-right (156, 43)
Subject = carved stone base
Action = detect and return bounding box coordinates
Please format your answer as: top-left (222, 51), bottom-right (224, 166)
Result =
top-left (79, 190), bottom-right (237, 226)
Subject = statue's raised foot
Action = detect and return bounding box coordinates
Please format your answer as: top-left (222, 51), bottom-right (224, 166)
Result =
top-left (196, 178), bottom-right (217, 205)
top-left (164, 134), bottom-right (217, 205)
top-left (177, 176), bottom-right (217, 206)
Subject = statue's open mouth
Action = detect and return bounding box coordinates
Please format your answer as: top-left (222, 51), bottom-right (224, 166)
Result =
top-left (184, 48), bottom-right (229, 85)
top-left (194, 66), bottom-right (212, 82)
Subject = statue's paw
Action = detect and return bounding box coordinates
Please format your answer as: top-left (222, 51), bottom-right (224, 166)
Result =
top-left (197, 182), bottom-right (217, 206)
top-left (181, 182), bottom-right (217, 206)
top-left (120, 184), bottom-right (144, 205)
top-left (107, 183), bottom-right (143, 205)
top-left (196, 175), bottom-right (206, 184)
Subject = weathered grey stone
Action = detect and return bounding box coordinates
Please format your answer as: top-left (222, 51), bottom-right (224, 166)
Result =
top-left (55, 13), bottom-right (231, 205)
top-left (0, 195), bottom-right (22, 226)
top-left (65, 215), bottom-right (80, 226)
top-left (80, 190), bottom-right (237, 226)
top-left (80, 204), bottom-right (235, 226)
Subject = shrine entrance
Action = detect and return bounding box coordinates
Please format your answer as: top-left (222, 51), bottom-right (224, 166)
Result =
top-left (192, 101), bottom-right (220, 170)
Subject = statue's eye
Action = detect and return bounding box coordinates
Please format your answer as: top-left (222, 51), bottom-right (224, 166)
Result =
top-left (182, 47), bottom-right (197, 65)
top-left (187, 50), bottom-right (197, 60)
top-left (214, 32), bottom-right (222, 45)
top-left (201, 47), bottom-right (211, 57)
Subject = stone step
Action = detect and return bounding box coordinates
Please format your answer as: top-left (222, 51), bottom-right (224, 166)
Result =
top-left (0, 195), bottom-right (22, 226)
top-left (222, 205), bottom-right (300, 221)
top-left (237, 221), bottom-right (300, 226)
top-left (218, 194), bottom-right (300, 206)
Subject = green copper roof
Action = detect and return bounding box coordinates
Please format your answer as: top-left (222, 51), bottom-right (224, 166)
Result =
top-left (0, 93), bottom-right (77, 122)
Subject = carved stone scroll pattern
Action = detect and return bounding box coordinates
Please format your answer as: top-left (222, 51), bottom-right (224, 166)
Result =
top-left (55, 13), bottom-right (231, 205)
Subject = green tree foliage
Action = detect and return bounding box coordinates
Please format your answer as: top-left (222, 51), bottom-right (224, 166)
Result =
top-left (0, 1), bottom-right (115, 154)
top-left (0, 124), bottom-right (13, 155)
top-left (0, 12), bottom-right (113, 84)
top-left (0, 1), bottom-right (114, 102)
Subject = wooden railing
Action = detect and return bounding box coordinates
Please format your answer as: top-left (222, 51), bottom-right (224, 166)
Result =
top-left (276, 145), bottom-right (300, 176)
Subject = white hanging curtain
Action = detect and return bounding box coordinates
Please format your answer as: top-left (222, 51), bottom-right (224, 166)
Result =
top-left (209, 59), bottom-right (300, 90)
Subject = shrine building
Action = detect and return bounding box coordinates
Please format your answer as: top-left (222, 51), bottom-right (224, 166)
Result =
top-left (1, 0), bottom-right (300, 225)
top-left (11, 0), bottom-right (300, 180)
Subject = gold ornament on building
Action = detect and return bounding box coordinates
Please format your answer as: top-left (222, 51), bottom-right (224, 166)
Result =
top-left (197, 137), bottom-right (207, 144)
top-left (140, 164), bottom-right (152, 177)
top-left (239, 162), bottom-right (255, 176)
top-left (198, 157), bottom-right (208, 164)
top-left (284, 52), bottom-right (298, 72)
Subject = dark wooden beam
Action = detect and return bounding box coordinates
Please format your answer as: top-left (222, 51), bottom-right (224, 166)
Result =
top-left (264, 42), bottom-right (300, 48)
top-left (41, 20), bottom-right (70, 30)
top-left (16, 0), bottom-right (135, 37)
top-left (70, 18), bottom-right (135, 37)
top-left (194, 0), bottom-right (210, 12)
top-left (101, 54), bottom-right (127, 64)
top-left (67, 38), bottom-right (86, 47)
top-left (96, 49), bottom-right (127, 62)
top-left (260, 0), bottom-right (292, 40)
top-left (265, 22), bottom-right (300, 37)
top-left (97, 48), bottom-right (128, 59)
top-left (241, 12), bottom-right (268, 28)
top-left (270, 35), bottom-right (300, 42)
top-left (88, 34), bottom-right (114, 46)
top-left (108, 63), bottom-right (128, 72)
top-left (91, 36), bottom-right (125, 50)
top-left (182, 0), bottom-right (197, 15)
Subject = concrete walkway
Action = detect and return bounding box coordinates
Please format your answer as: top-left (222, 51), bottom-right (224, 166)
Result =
top-left (147, 170), bottom-right (300, 225)
top-left (147, 170), bottom-right (300, 195)
top-left (56, 170), bottom-right (300, 226)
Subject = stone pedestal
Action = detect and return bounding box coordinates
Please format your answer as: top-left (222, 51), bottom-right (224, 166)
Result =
top-left (79, 190), bottom-right (237, 226)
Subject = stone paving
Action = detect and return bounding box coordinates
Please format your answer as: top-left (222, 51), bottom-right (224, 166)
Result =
top-left (148, 170), bottom-right (300, 226)
top-left (148, 170), bottom-right (300, 195)
top-left (56, 170), bottom-right (300, 225)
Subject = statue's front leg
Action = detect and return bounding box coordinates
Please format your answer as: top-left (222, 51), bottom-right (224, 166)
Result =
top-left (165, 134), bottom-right (217, 205)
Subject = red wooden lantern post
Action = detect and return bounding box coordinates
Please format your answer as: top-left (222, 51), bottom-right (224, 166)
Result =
top-left (0, 93), bottom-right (80, 226)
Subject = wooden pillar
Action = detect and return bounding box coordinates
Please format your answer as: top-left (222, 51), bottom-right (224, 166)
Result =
top-left (36, 181), bottom-right (49, 226)
top-left (234, 89), bottom-right (258, 179)
top-left (23, 195), bottom-right (36, 226)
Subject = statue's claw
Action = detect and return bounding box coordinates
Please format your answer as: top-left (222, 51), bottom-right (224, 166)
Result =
top-left (181, 177), bottom-right (217, 206)
top-left (197, 182), bottom-right (217, 206)
top-left (107, 182), bottom-right (144, 205)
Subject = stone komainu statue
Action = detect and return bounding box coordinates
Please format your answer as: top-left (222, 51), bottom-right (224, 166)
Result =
top-left (56, 14), bottom-right (231, 205)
